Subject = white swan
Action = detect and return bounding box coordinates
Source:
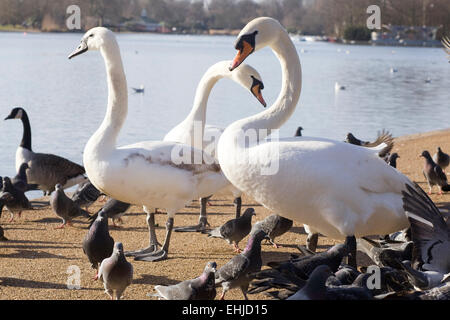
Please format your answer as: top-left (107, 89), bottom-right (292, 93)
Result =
top-left (68, 27), bottom-right (229, 262)
top-left (218, 17), bottom-right (412, 266)
top-left (163, 60), bottom-right (266, 231)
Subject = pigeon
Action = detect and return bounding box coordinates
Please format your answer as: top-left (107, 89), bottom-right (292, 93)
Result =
top-left (401, 183), bottom-right (450, 274)
top-left (71, 180), bottom-right (102, 212)
top-left (152, 261), bottom-right (217, 300)
top-left (385, 152), bottom-right (400, 168)
top-left (0, 225), bottom-right (8, 241)
top-left (250, 214), bottom-right (293, 248)
top-left (50, 183), bottom-right (91, 228)
top-left (421, 150), bottom-right (448, 194)
top-left (267, 237), bottom-right (351, 280)
top-left (82, 209), bottom-right (115, 278)
top-left (207, 208), bottom-right (256, 252)
top-left (345, 129), bottom-right (393, 158)
top-left (433, 147), bottom-right (449, 173)
top-left (294, 126), bottom-right (303, 137)
top-left (215, 230), bottom-right (266, 300)
top-left (97, 242), bottom-right (133, 300)
top-left (131, 85), bottom-right (144, 93)
top-left (11, 163), bottom-right (38, 193)
top-left (399, 260), bottom-right (450, 290)
top-left (356, 237), bottom-right (412, 269)
top-left (88, 198), bottom-right (131, 228)
top-left (0, 177), bottom-right (32, 222)
top-left (286, 265), bottom-right (373, 300)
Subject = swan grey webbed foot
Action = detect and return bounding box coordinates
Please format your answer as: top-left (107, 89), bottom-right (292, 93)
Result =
top-left (125, 243), bottom-right (159, 257)
top-left (233, 197), bottom-right (242, 218)
top-left (174, 197), bottom-right (211, 233)
top-left (134, 217), bottom-right (174, 262)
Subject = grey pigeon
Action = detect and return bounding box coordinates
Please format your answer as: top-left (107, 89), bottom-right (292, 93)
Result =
top-left (11, 163), bottom-right (38, 192)
top-left (0, 176), bottom-right (32, 222)
top-left (50, 183), bottom-right (90, 228)
top-left (399, 260), bottom-right (450, 290)
top-left (207, 208), bottom-right (256, 252)
top-left (287, 265), bottom-right (373, 300)
top-left (267, 237), bottom-right (351, 280)
top-left (98, 242), bottom-right (133, 300)
top-left (71, 180), bottom-right (102, 211)
top-left (401, 183), bottom-right (450, 274)
top-left (356, 237), bottom-right (412, 269)
top-left (433, 147), bottom-right (449, 173)
top-left (420, 150), bottom-right (447, 194)
top-left (82, 209), bottom-right (115, 278)
top-left (215, 230), bottom-right (266, 300)
top-left (88, 198), bottom-right (130, 228)
top-left (294, 126), bottom-right (303, 137)
top-left (0, 225), bottom-right (8, 241)
top-left (250, 214), bottom-right (293, 248)
top-left (345, 129), bottom-right (393, 158)
top-left (152, 261), bottom-right (217, 300)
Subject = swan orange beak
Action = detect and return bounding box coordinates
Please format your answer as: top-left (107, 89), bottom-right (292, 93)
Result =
top-left (229, 41), bottom-right (254, 71)
top-left (252, 85), bottom-right (267, 107)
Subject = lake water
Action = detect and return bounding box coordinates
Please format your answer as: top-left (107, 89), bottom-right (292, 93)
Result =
top-left (0, 32), bottom-right (449, 199)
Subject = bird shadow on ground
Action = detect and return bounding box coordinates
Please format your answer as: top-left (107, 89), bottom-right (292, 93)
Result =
top-left (173, 211), bottom-right (223, 216)
top-left (0, 239), bottom-right (75, 245)
top-left (0, 249), bottom-right (75, 260)
top-left (0, 277), bottom-right (99, 290)
top-left (0, 226), bottom-right (44, 231)
top-left (31, 217), bottom-right (62, 224)
top-left (108, 226), bottom-right (150, 232)
top-left (133, 274), bottom-right (179, 286)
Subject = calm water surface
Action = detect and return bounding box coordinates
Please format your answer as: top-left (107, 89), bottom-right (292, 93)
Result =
top-left (0, 32), bottom-right (449, 198)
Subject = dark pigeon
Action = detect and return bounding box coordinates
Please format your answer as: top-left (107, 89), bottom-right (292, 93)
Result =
top-left (98, 242), bottom-right (133, 300)
top-left (401, 183), bottom-right (450, 274)
top-left (11, 163), bottom-right (38, 193)
top-left (356, 237), bottom-right (412, 269)
top-left (420, 150), bottom-right (447, 194)
top-left (385, 152), bottom-right (400, 168)
top-left (82, 209), bottom-right (115, 278)
top-left (0, 176), bottom-right (32, 222)
top-left (267, 237), bottom-right (351, 280)
top-left (88, 198), bottom-right (130, 228)
top-left (71, 180), bottom-right (102, 211)
top-left (207, 208), bottom-right (256, 252)
top-left (345, 129), bottom-right (393, 158)
top-left (215, 230), bottom-right (266, 300)
top-left (50, 183), bottom-right (90, 228)
top-left (250, 214), bottom-right (293, 248)
top-left (287, 265), bottom-right (373, 300)
top-left (376, 282), bottom-right (450, 300)
top-left (153, 261), bottom-right (217, 300)
top-left (433, 147), bottom-right (449, 173)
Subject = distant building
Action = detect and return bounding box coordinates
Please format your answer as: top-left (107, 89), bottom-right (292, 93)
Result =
top-left (371, 25), bottom-right (442, 47)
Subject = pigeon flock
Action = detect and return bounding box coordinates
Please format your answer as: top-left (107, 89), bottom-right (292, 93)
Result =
top-left (0, 17), bottom-right (449, 301)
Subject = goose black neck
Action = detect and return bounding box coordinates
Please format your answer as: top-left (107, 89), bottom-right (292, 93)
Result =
top-left (20, 112), bottom-right (32, 151)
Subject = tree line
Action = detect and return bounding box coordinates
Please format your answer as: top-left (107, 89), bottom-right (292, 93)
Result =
top-left (0, 0), bottom-right (449, 37)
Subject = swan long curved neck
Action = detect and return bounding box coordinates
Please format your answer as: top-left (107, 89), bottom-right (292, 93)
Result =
top-left (95, 40), bottom-right (128, 151)
top-left (20, 111), bottom-right (32, 150)
top-left (234, 30), bottom-right (301, 142)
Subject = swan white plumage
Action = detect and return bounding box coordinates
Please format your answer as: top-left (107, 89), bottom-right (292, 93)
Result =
top-left (68, 27), bottom-right (229, 262)
top-left (218, 17), bottom-right (412, 266)
top-left (163, 60), bottom-right (266, 231)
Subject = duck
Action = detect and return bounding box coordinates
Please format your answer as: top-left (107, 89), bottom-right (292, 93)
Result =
top-left (163, 60), bottom-right (266, 231)
top-left (4, 107), bottom-right (87, 195)
top-left (68, 27), bottom-right (230, 262)
top-left (218, 17), bottom-right (413, 267)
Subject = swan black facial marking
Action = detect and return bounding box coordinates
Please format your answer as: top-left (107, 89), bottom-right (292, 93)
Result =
top-left (235, 30), bottom-right (258, 53)
top-left (250, 75), bottom-right (264, 92)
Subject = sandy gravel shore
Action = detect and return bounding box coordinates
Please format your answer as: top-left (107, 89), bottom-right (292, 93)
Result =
top-left (0, 128), bottom-right (449, 300)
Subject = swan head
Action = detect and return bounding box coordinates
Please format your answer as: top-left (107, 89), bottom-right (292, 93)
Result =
top-left (230, 63), bottom-right (266, 107)
top-left (68, 27), bottom-right (115, 59)
top-left (4, 107), bottom-right (25, 120)
top-left (230, 17), bottom-right (285, 71)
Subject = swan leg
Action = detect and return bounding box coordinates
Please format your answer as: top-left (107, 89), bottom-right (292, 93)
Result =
top-left (134, 217), bottom-right (174, 262)
top-left (174, 196), bottom-right (211, 232)
top-left (306, 232), bottom-right (319, 252)
top-left (345, 235), bottom-right (357, 268)
top-left (233, 197), bottom-right (242, 218)
top-left (125, 209), bottom-right (160, 256)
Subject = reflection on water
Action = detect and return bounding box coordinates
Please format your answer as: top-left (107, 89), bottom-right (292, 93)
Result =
top-left (0, 32), bottom-right (449, 199)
